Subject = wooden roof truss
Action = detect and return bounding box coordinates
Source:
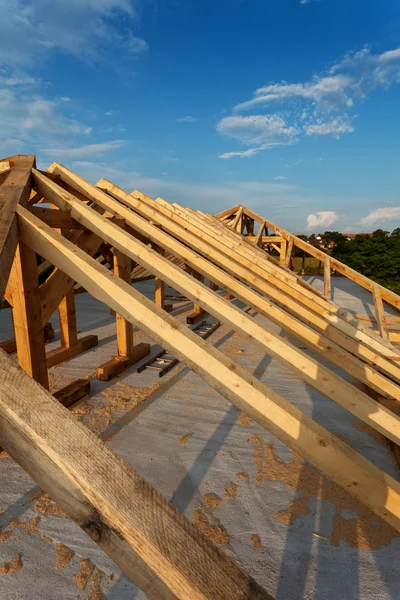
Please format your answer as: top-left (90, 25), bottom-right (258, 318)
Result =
top-left (1, 155), bottom-right (400, 599)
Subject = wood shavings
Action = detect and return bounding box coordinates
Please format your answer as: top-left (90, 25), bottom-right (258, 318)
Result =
top-left (235, 471), bottom-right (249, 481)
top-left (75, 558), bottom-right (95, 591)
top-left (0, 554), bottom-right (23, 576)
top-left (251, 434), bottom-right (399, 549)
top-left (203, 493), bottom-right (222, 511)
top-left (224, 482), bottom-right (238, 499)
top-left (251, 534), bottom-right (262, 548)
top-left (192, 509), bottom-right (231, 545)
top-left (179, 432), bottom-right (193, 446)
top-left (55, 542), bottom-right (75, 570)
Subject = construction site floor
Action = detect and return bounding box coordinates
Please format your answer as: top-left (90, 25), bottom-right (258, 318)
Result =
top-left (0, 278), bottom-right (399, 599)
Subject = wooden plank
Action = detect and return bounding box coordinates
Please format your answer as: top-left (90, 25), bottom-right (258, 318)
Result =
top-left (113, 244), bottom-right (133, 357)
top-left (58, 290), bottom-right (78, 347)
top-left (30, 206), bottom-right (86, 229)
top-left (0, 350), bottom-right (271, 600)
top-left (285, 236), bottom-right (294, 267)
top-left (236, 206), bottom-right (400, 312)
top-left (279, 239), bottom-right (287, 264)
top-left (16, 205), bottom-right (400, 532)
top-left (17, 186), bottom-right (400, 446)
top-left (97, 344), bottom-right (151, 381)
top-left (46, 334), bottom-right (98, 368)
top-left (152, 199), bottom-right (400, 359)
top-left (324, 256), bottom-right (331, 299)
top-left (53, 378), bottom-right (90, 408)
top-left (373, 285), bottom-right (389, 340)
top-left (255, 222), bottom-right (266, 246)
top-left (7, 240), bottom-right (49, 389)
top-left (62, 174), bottom-right (400, 388)
top-left (231, 206), bottom-right (244, 232)
top-left (0, 338), bottom-right (17, 354)
top-left (0, 155), bottom-right (35, 298)
top-left (37, 168), bottom-right (400, 386)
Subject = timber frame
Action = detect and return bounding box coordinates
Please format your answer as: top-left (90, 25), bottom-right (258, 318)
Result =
top-left (1, 155), bottom-right (400, 598)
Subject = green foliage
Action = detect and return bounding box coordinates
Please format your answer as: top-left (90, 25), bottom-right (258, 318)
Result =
top-left (330, 229), bottom-right (400, 294)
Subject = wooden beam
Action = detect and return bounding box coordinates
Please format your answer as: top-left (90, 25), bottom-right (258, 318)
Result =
top-left (59, 173), bottom-right (400, 391)
top-left (284, 236), bottom-right (294, 268)
top-left (233, 205), bottom-right (400, 312)
top-left (324, 256), bottom-right (331, 300)
top-left (36, 168), bottom-right (400, 388)
top-left (231, 206), bottom-right (244, 232)
top-left (279, 239), bottom-right (287, 264)
top-left (0, 349), bottom-right (271, 600)
top-left (97, 344), bottom-right (151, 381)
top-left (30, 206), bottom-right (86, 229)
top-left (7, 241), bottom-right (49, 389)
top-left (18, 180), bottom-right (400, 445)
top-left (0, 155), bottom-right (35, 298)
top-left (53, 378), bottom-right (90, 408)
top-left (113, 243), bottom-right (133, 357)
top-left (153, 199), bottom-right (400, 360)
top-left (16, 205), bottom-right (400, 532)
top-left (373, 285), bottom-right (389, 340)
top-left (46, 334), bottom-right (98, 369)
top-left (255, 222), bottom-right (266, 246)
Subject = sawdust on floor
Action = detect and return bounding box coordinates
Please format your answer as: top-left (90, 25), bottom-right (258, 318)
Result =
top-left (251, 433), bottom-right (399, 550)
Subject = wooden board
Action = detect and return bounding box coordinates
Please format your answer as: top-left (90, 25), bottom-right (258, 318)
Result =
top-left (16, 205), bottom-right (400, 532)
top-left (0, 349), bottom-right (271, 600)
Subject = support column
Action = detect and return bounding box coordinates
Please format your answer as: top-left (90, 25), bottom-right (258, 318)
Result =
top-left (8, 241), bottom-right (49, 389)
top-left (186, 266), bottom-right (208, 324)
top-left (97, 239), bottom-right (150, 381)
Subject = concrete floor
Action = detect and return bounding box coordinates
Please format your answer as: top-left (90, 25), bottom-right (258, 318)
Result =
top-left (0, 277), bottom-right (399, 599)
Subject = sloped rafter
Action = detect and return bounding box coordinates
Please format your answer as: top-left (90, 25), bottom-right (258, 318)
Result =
top-left (15, 204), bottom-right (400, 533)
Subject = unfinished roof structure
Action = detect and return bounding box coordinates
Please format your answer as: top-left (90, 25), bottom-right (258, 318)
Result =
top-left (0, 154), bottom-right (400, 599)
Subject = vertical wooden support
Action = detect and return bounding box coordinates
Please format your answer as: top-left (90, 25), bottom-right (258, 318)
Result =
top-left (113, 245), bottom-right (133, 357)
top-left (51, 201), bottom-right (79, 349)
top-left (154, 247), bottom-right (165, 310)
top-left (373, 285), bottom-right (389, 340)
top-left (8, 241), bottom-right (49, 389)
top-left (301, 250), bottom-right (306, 274)
top-left (324, 256), bottom-right (331, 299)
top-left (284, 236), bottom-right (294, 267)
top-left (186, 267), bottom-right (208, 324)
top-left (280, 239), bottom-right (287, 264)
top-left (97, 241), bottom-right (150, 381)
top-left (58, 290), bottom-right (78, 347)
top-left (232, 207), bottom-right (244, 232)
top-left (255, 222), bottom-right (266, 246)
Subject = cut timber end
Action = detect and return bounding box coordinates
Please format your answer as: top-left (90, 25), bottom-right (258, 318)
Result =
top-left (46, 334), bottom-right (98, 369)
top-left (53, 379), bottom-right (90, 408)
top-left (97, 343), bottom-right (151, 381)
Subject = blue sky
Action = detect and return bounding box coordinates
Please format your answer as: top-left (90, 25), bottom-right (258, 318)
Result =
top-left (1, 0), bottom-right (400, 233)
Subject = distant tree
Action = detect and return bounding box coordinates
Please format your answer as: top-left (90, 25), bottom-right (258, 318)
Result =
top-left (392, 227), bottom-right (400, 237)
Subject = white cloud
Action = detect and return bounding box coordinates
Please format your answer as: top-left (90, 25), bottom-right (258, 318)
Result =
top-left (219, 148), bottom-right (261, 159)
top-left (0, 1), bottom-right (146, 158)
top-left (274, 176), bottom-right (285, 180)
top-left (0, 0), bottom-right (146, 69)
top-left (43, 140), bottom-right (126, 158)
top-left (305, 117), bottom-right (354, 137)
top-left (105, 110), bottom-right (118, 116)
top-left (218, 45), bottom-right (400, 156)
top-left (359, 207), bottom-right (400, 228)
top-left (307, 211), bottom-right (339, 230)
top-left (176, 116), bottom-right (196, 123)
top-left (217, 115), bottom-right (298, 148)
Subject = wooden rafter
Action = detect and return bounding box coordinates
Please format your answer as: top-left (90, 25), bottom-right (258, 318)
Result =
top-left (15, 205), bottom-right (400, 533)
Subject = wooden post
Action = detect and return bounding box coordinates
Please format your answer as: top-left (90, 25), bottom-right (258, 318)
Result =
top-left (373, 285), bottom-right (389, 340)
top-left (114, 245), bottom-right (134, 357)
top-left (8, 241), bottom-right (49, 389)
top-left (324, 256), bottom-right (331, 299)
top-left (255, 222), bottom-right (265, 246)
top-left (280, 239), bottom-right (287, 264)
top-left (97, 238), bottom-right (150, 381)
top-left (284, 236), bottom-right (294, 267)
top-left (186, 267), bottom-right (207, 324)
